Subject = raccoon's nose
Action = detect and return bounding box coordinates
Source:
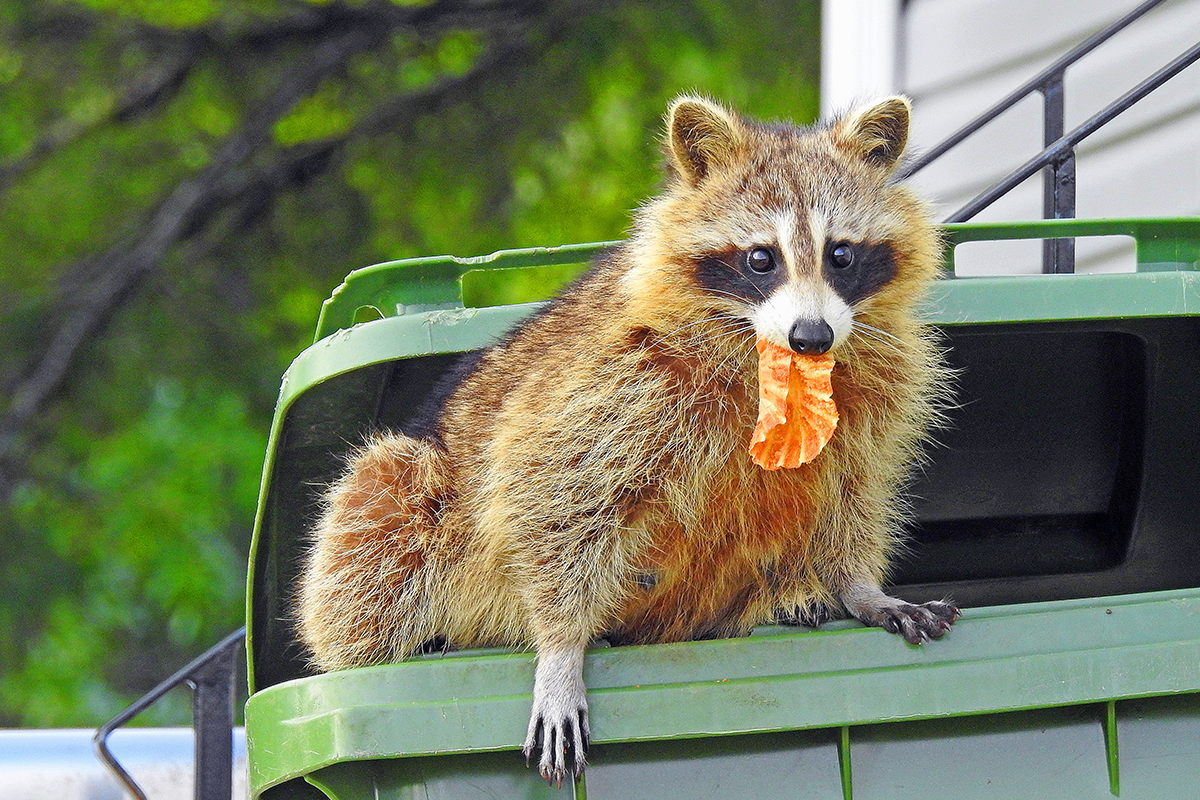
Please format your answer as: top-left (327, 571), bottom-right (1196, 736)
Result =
top-left (788, 319), bottom-right (834, 355)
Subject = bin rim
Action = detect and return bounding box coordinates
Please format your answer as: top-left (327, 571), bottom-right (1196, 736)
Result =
top-left (245, 587), bottom-right (1200, 797)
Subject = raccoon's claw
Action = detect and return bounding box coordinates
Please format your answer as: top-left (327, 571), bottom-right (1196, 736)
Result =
top-left (880, 600), bottom-right (960, 645)
top-left (524, 647), bottom-right (589, 785)
top-left (774, 602), bottom-right (835, 628)
top-left (524, 706), bottom-right (589, 785)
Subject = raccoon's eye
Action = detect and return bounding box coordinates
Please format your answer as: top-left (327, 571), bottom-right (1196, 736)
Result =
top-left (746, 247), bottom-right (776, 273)
top-left (829, 242), bottom-right (856, 269)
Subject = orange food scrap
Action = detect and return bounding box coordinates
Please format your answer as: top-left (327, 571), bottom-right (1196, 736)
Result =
top-left (748, 339), bottom-right (839, 470)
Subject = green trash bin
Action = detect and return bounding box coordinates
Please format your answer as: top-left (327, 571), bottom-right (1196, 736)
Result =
top-left (245, 218), bottom-right (1200, 800)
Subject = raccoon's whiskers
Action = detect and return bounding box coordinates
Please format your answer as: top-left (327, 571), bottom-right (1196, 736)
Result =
top-left (852, 326), bottom-right (889, 348)
top-left (663, 312), bottom-right (756, 381)
top-left (719, 344), bottom-right (755, 385)
top-left (855, 321), bottom-right (904, 344)
top-left (700, 286), bottom-right (749, 301)
top-left (666, 320), bottom-right (754, 359)
top-left (851, 321), bottom-right (909, 354)
top-left (663, 313), bottom-right (749, 342)
top-left (849, 333), bottom-right (893, 362)
top-left (688, 315), bottom-right (754, 348)
top-left (700, 287), bottom-right (762, 313)
top-left (710, 324), bottom-right (757, 381)
top-left (696, 317), bottom-right (755, 342)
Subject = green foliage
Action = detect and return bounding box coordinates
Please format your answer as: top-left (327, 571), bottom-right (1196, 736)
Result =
top-left (0, 0), bottom-right (818, 727)
top-left (3, 382), bottom-right (261, 724)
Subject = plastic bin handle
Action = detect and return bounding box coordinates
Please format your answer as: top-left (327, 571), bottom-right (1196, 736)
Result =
top-left (942, 217), bottom-right (1200, 275)
top-left (314, 241), bottom-right (614, 342)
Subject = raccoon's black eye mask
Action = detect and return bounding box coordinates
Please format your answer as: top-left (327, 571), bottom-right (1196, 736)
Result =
top-left (694, 239), bottom-right (897, 308)
top-left (822, 240), bottom-right (898, 306)
top-left (695, 246), bottom-right (787, 302)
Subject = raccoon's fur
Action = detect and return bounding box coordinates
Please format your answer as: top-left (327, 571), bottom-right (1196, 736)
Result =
top-left (296, 95), bottom-right (958, 783)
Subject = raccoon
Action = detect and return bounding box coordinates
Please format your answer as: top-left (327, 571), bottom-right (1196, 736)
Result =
top-left (296, 95), bottom-right (958, 783)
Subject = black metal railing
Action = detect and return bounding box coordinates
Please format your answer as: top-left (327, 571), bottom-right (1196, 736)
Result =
top-left (93, 627), bottom-right (244, 800)
top-left (899, 0), bottom-right (1200, 272)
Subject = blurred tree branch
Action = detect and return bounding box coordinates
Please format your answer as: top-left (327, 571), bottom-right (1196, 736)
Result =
top-left (0, 0), bottom-right (559, 496)
top-left (0, 42), bottom-right (200, 192)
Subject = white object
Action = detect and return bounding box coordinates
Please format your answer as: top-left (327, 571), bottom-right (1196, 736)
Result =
top-left (821, 0), bottom-right (904, 119)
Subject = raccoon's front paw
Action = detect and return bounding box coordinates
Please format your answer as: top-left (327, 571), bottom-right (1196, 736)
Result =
top-left (841, 582), bottom-right (959, 645)
top-left (872, 599), bottom-right (959, 645)
top-left (523, 648), bottom-right (589, 785)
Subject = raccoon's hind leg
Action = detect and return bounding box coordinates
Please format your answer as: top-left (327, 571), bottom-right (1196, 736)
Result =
top-left (297, 432), bottom-right (450, 671)
top-left (839, 580), bottom-right (959, 645)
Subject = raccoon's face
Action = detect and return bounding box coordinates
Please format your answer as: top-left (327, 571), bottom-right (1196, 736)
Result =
top-left (637, 95), bottom-right (932, 357)
top-left (692, 220), bottom-right (900, 355)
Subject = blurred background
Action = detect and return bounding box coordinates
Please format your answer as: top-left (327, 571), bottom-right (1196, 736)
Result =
top-left (0, 0), bottom-right (821, 728)
top-left (0, 0), bottom-right (1196, 731)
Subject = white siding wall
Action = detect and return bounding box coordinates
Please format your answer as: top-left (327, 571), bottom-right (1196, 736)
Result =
top-left (898, 0), bottom-right (1200, 274)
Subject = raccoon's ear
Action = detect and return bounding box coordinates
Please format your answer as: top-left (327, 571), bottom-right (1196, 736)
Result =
top-left (666, 96), bottom-right (744, 185)
top-left (836, 96), bottom-right (911, 170)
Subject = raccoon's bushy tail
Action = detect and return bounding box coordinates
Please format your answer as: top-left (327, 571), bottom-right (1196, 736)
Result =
top-left (296, 432), bottom-right (449, 671)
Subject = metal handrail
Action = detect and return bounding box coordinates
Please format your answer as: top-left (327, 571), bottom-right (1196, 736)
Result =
top-left (93, 627), bottom-right (244, 800)
top-left (944, 40), bottom-right (1200, 226)
top-left (899, 0), bottom-right (1171, 179)
top-left (900, 0), bottom-right (1198, 273)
